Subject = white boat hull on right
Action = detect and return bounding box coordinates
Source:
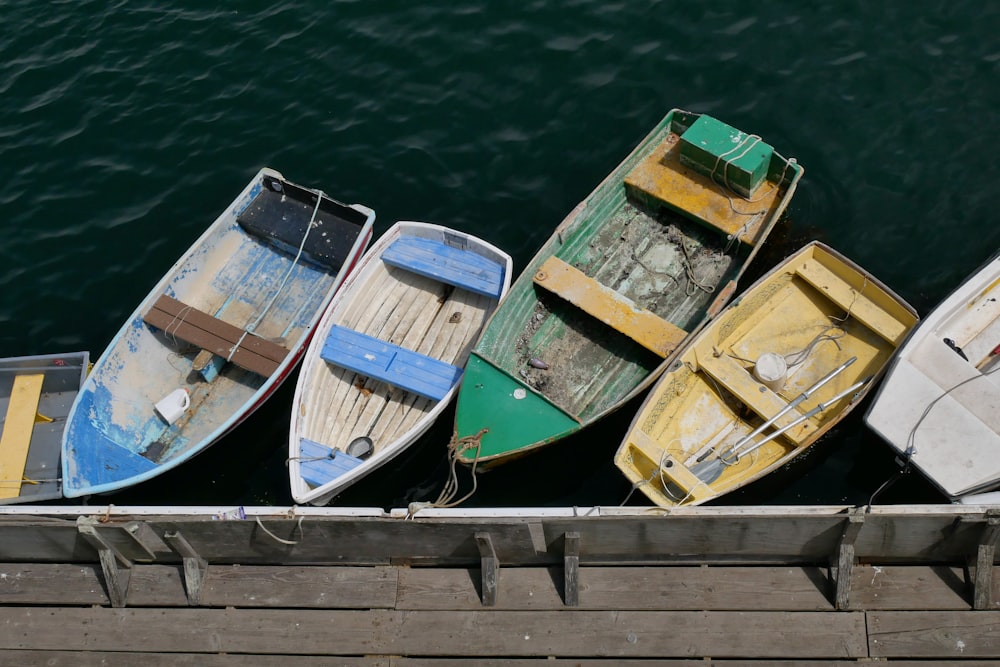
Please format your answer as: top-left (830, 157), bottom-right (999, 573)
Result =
top-left (865, 249), bottom-right (1000, 500)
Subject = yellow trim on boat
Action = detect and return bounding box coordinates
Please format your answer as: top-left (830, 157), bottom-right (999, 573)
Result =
top-left (0, 373), bottom-right (44, 499)
top-left (533, 256), bottom-right (687, 358)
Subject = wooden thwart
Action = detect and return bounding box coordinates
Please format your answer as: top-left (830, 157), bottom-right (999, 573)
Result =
top-left (143, 294), bottom-right (289, 377)
top-left (627, 429), bottom-right (716, 504)
top-left (0, 373), bottom-right (44, 499)
top-left (533, 256), bottom-right (687, 358)
top-left (795, 258), bottom-right (909, 346)
top-left (695, 350), bottom-right (812, 445)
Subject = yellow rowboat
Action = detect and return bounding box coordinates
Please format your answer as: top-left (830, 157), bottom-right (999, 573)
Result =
top-left (615, 242), bottom-right (918, 507)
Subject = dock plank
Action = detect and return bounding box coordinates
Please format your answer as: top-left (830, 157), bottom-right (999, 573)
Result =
top-left (5, 656), bottom-right (1000, 667)
top-left (0, 651), bottom-right (384, 667)
top-left (0, 608), bottom-right (868, 658)
top-left (849, 565), bottom-right (972, 610)
top-left (392, 661), bottom-right (1000, 667)
top-left (380, 609), bottom-right (868, 658)
top-left (397, 565), bottom-right (834, 610)
top-left (201, 564), bottom-right (398, 608)
top-left (0, 563), bottom-right (398, 609)
top-left (869, 610), bottom-right (1000, 658)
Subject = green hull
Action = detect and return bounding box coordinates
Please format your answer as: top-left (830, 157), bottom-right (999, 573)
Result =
top-left (454, 108), bottom-right (803, 466)
top-left (454, 354), bottom-right (580, 464)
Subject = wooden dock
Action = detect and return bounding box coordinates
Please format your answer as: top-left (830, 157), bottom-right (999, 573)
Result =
top-left (0, 504), bottom-right (999, 664)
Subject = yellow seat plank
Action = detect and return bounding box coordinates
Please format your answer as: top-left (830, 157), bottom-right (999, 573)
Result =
top-left (626, 429), bottom-right (717, 504)
top-left (533, 256), bottom-right (687, 358)
top-left (623, 134), bottom-right (781, 243)
top-left (694, 350), bottom-right (812, 446)
top-left (795, 258), bottom-right (909, 346)
top-left (0, 374), bottom-right (44, 499)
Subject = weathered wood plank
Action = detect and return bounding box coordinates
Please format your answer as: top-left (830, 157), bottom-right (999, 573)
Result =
top-left (0, 650), bottom-right (386, 667)
top-left (795, 257), bottom-right (909, 346)
top-left (0, 608), bottom-right (377, 655)
top-left (393, 661), bottom-right (1000, 667)
top-left (378, 609), bottom-right (868, 658)
top-left (848, 565), bottom-right (972, 610)
top-left (0, 563), bottom-right (186, 606)
top-left (2, 510), bottom-right (999, 566)
top-left (143, 294), bottom-right (288, 376)
top-left (0, 562), bottom-right (982, 614)
top-left (0, 563), bottom-right (397, 608)
top-left (6, 654), bottom-right (1000, 667)
top-left (396, 567), bottom-right (566, 610)
top-left (532, 256), bottom-right (687, 358)
top-left (201, 564), bottom-right (398, 608)
top-left (396, 566), bottom-right (834, 611)
top-left (0, 608), bottom-right (867, 658)
top-left (870, 610), bottom-right (1000, 658)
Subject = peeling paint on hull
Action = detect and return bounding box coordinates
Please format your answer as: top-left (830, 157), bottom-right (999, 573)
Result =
top-left (61, 168), bottom-right (375, 498)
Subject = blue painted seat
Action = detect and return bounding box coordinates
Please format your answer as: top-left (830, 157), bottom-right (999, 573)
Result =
top-left (321, 325), bottom-right (463, 402)
top-left (299, 438), bottom-right (364, 488)
top-left (381, 236), bottom-right (505, 298)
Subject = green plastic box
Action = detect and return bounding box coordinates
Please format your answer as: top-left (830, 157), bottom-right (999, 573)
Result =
top-left (678, 115), bottom-right (773, 199)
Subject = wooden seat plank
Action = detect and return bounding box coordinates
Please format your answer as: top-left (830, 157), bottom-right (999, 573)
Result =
top-left (143, 294), bottom-right (289, 377)
top-left (533, 256), bottom-right (687, 358)
top-left (624, 133), bottom-right (781, 244)
top-left (321, 325), bottom-right (462, 401)
top-left (795, 258), bottom-right (909, 346)
top-left (298, 438), bottom-right (364, 488)
top-left (625, 428), bottom-right (718, 504)
top-left (694, 350), bottom-right (812, 445)
top-left (382, 236), bottom-right (505, 298)
top-left (0, 373), bottom-right (44, 499)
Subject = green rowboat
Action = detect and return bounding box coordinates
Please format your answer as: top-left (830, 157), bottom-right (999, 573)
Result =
top-left (453, 109), bottom-right (804, 468)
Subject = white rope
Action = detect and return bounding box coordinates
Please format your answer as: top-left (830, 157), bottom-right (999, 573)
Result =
top-left (227, 191), bottom-right (325, 362)
top-left (254, 515), bottom-right (304, 545)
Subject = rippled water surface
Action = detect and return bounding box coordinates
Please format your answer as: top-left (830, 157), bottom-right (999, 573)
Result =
top-left (2, 1), bottom-right (998, 507)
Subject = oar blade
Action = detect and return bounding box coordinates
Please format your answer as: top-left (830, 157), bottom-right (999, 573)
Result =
top-left (691, 458), bottom-right (725, 484)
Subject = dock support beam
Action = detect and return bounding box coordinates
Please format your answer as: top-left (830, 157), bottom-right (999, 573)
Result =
top-left (564, 532), bottom-right (580, 606)
top-left (831, 507), bottom-right (865, 610)
top-left (77, 520), bottom-right (132, 608)
top-left (972, 509), bottom-right (1000, 610)
top-left (163, 530), bottom-right (209, 606)
top-left (475, 532), bottom-right (498, 606)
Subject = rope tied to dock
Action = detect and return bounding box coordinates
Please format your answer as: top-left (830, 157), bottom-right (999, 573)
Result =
top-left (409, 429), bottom-right (488, 517)
top-left (254, 513), bottom-right (305, 546)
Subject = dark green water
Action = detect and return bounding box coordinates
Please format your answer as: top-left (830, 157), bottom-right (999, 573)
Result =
top-left (2, 2), bottom-right (998, 508)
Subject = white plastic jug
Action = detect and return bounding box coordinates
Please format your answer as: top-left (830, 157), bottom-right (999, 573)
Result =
top-left (155, 388), bottom-right (190, 425)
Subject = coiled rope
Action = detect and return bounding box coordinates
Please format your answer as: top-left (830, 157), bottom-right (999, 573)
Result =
top-left (408, 429), bottom-right (488, 517)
